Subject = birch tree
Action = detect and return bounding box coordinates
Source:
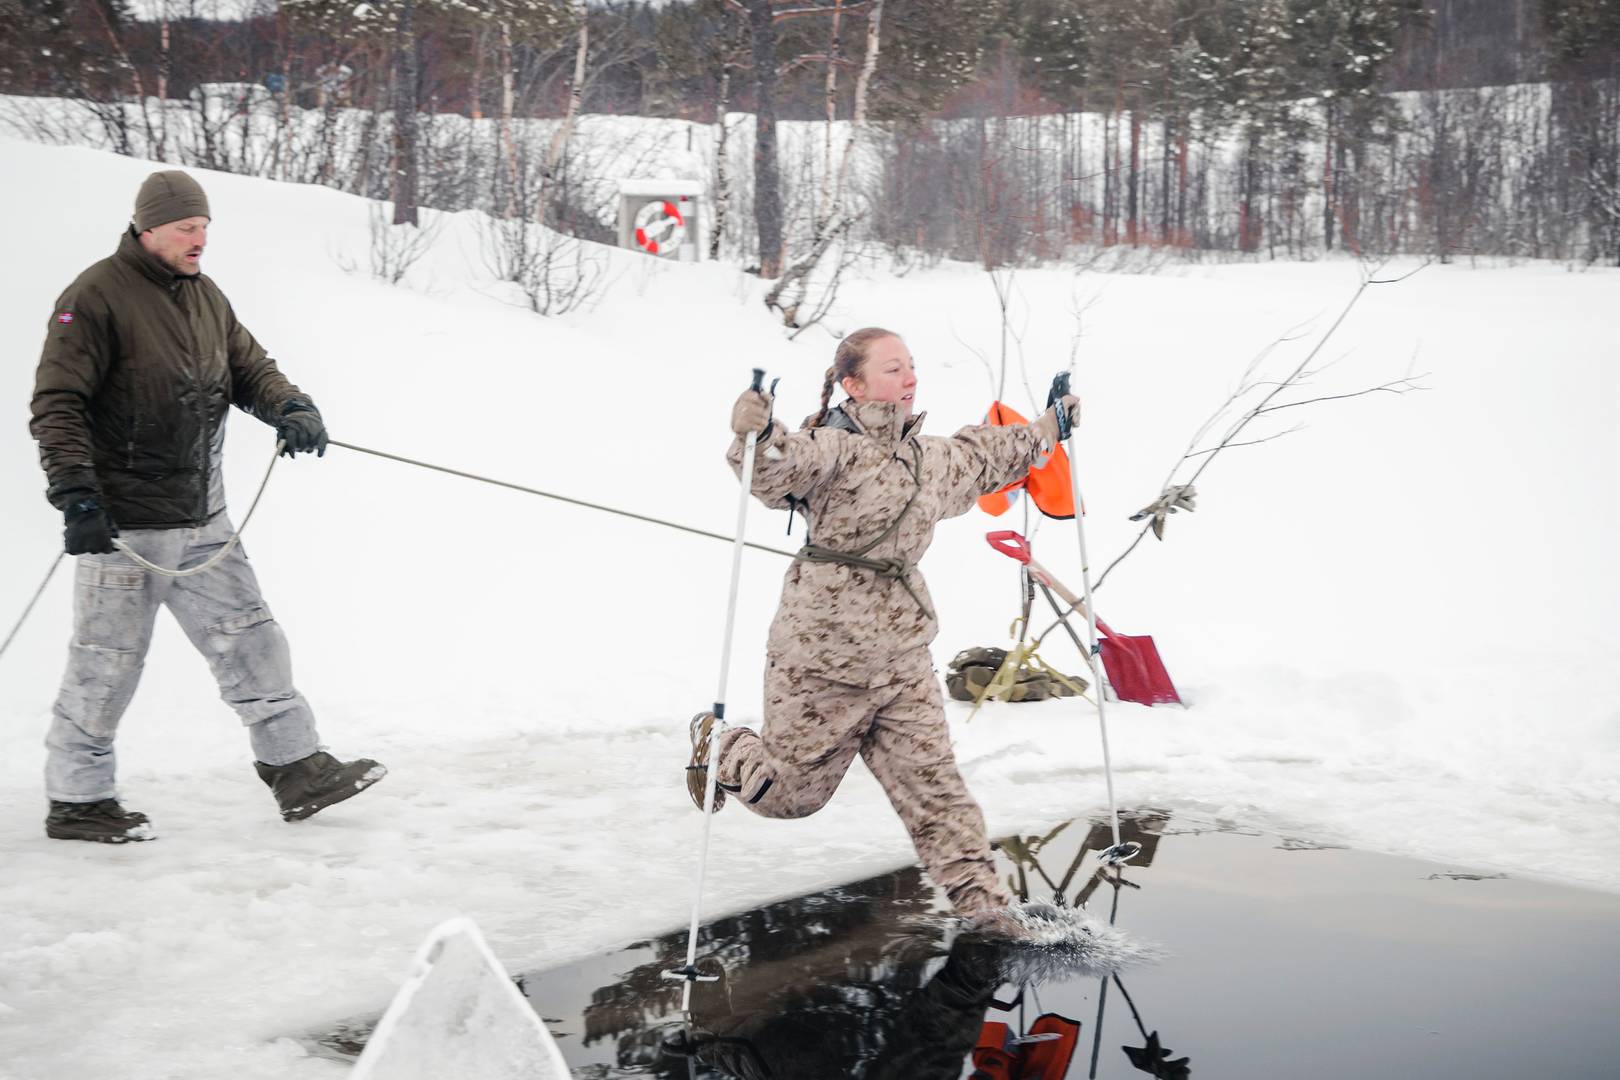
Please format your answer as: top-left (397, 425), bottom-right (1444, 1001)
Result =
top-left (461, 0), bottom-right (573, 217)
top-left (763, 0), bottom-right (883, 325)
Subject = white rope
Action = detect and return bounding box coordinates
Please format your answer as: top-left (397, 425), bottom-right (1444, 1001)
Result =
top-left (328, 439), bottom-right (795, 559)
top-left (669, 416), bottom-right (761, 1012)
top-left (5, 432), bottom-right (797, 667)
top-left (111, 440), bottom-right (285, 578)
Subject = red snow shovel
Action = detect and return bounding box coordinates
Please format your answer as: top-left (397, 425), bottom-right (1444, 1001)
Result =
top-left (986, 531), bottom-right (1182, 706)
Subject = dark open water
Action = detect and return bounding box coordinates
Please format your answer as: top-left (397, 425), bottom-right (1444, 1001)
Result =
top-left (314, 810), bottom-right (1620, 1078)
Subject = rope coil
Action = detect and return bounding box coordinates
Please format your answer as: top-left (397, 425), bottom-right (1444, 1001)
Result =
top-left (112, 439), bottom-right (285, 578)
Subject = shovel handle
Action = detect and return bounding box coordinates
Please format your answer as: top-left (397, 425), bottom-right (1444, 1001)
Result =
top-left (988, 532), bottom-right (1069, 601)
top-left (986, 530), bottom-right (1032, 564)
top-left (988, 530), bottom-right (1114, 637)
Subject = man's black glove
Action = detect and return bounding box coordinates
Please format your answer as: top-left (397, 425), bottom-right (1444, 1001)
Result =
top-left (276, 399), bottom-right (328, 457)
top-left (64, 498), bottom-right (119, 556)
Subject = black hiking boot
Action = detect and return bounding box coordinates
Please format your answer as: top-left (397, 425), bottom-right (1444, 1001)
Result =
top-left (255, 750), bottom-right (386, 822)
top-left (45, 799), bottom-right (156, 843)
top-left (686, 711), bottom-right (727, 812)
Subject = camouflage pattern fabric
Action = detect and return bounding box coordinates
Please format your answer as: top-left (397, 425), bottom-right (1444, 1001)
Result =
top-left (718, 400), bottom-right (1048, 914)
top-left (717, 647), bottom-right (1010, 915)
top-left (1129, 482), bottom-right (1198, 541)
top-left (45, 516), bottom-right (320, 802)
top-left (727, 400), bottom-right (1046, 689)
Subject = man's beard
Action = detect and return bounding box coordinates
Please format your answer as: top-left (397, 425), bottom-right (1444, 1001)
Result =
top-left (164, 252), bottom-right (201, 277)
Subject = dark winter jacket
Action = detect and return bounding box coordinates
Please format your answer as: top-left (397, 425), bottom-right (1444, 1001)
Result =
top-left (30, 228), bottom-right (308, 529)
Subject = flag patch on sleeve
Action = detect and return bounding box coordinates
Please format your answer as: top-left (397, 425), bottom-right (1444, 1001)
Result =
top-left (56, 312), bottom-right (74, 324)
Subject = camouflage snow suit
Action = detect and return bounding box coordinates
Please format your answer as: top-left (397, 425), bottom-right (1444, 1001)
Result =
top-left (719, 399), bottom-right (1048, 915)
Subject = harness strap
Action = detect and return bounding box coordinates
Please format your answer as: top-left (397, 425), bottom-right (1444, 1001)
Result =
top-left (793, 442), bottom-right (934, 620)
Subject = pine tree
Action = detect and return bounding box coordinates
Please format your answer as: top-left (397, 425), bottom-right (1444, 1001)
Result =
top-left (1542, 0), bottom-right (1620, 263)
top-left (0, 0), bottom-right (116, 96)
top-left (871, 0), bottom-right (1002, 122)
top-left (1290, 0), bottom-right (1427, 250)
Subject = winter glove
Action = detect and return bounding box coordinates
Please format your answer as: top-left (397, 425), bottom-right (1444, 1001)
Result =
top-left (63, 497), bottom-right (119, 556)
top-left (276, 399), bottom-right (328, 457)
top-left (1032, 394), bottom-right (1081, 449)
top-left (729, 388), bottom-right (775, 439)
top-left (1129, 483), bottom-right (1197, 540)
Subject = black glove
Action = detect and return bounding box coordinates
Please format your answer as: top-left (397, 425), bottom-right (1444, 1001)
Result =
top-left (63, 498), bottom-right (119, 556)
top-left (276, 399), bottom-right (328, 457)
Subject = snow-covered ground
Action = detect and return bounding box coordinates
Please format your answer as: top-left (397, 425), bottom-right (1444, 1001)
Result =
top-left (0, 137), bottom-right (1616, 1079)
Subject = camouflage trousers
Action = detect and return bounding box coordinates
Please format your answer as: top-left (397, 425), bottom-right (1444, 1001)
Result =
top-left (717, 647), bottom-right (1010, 915)
top-left (45, 516), bottom-right (320, 803)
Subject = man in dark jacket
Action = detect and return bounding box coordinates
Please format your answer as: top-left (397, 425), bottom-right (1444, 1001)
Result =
top-left (29, 169), bottom-right (385, 843)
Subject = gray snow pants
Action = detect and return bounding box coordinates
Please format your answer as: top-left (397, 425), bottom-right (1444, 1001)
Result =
top-left (716, 647), bottom-right (1011, 916)
top-left (45, 515), bottom-right (319, 803)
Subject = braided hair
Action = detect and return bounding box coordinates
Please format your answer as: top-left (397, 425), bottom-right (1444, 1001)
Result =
top-left (810, 327), bottom-right (900, 428)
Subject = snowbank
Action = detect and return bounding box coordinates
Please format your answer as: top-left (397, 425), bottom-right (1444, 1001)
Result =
top-left (0, 137), bottom-right (1615, 1079)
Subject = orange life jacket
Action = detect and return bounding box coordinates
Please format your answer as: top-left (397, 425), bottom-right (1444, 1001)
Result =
top-left (975, 402), bottom-right (1078, 520)
top-left (970, 1014), bottom-right (1083, 1079)
top-left (970, 1022), bottom-right (1018, 1080)
top-left (1017, 1013), bottom-right (1082, 1078)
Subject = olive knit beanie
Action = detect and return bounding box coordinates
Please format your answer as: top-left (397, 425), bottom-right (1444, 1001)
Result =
top-left (134, 170), bottom-right (211, 231)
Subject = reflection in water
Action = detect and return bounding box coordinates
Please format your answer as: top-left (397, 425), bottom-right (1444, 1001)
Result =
top-left (998, 811), bottom-right (1187, 1080)
top-left (590, 865), bottom-right (954, 1077)
top-left (580, 809), bottom-right (1183, 1079)
top-left (658, 933), bottom-right (1008, 1080)
top-left (308, 809), bottom-right (1620, 1078)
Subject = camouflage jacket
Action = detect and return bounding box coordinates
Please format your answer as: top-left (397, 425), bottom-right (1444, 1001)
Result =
top-left (728, 399), bottom-right (1046, 688)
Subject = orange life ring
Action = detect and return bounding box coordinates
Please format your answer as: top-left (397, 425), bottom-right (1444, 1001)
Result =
top-left (633, 199), bottom-right (686, 256)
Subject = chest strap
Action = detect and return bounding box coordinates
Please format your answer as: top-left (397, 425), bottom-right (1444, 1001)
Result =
top-left (794, 442), bottom-right (934, 620)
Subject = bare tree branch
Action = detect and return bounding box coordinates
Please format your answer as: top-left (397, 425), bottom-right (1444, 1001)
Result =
top-left (1185, 425), bottom-right (1303, 457)
top-left (1256, 377), bottom-right (1428, 414)
top-left (1092, 262), bottom-right (1425, 592)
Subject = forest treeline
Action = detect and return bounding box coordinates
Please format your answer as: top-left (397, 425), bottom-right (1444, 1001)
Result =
top-left (2, 0), bottom-right (1616, 269)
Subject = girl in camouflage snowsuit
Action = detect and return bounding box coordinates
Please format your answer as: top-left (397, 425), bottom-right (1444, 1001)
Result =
top-left (692, 327), bottom-right (1078, 916)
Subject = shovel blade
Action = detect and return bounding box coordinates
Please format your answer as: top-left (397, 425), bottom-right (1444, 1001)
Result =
top-left (1099, 633), bottom-right (1182, 706)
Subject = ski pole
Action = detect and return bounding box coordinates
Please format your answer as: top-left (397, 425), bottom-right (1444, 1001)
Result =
top-left (665, 368), bottom-right (772, 1011)
top-left (1050, 372), bottom-right (1138, 867)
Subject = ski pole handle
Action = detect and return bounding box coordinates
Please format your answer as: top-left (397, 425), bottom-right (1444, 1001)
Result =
top-left (1047, 373), bottom-right (1073, 442)
top-left (747, 368), bottom-right (780, 430)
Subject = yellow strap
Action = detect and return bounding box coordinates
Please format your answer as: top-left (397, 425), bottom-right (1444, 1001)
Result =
top-left (965, 643), bottom-right (1095, 721)
top-left (966, 642), bottom-right (1035, 721)
top-left (1028, 651), bottom-right (1093, 703)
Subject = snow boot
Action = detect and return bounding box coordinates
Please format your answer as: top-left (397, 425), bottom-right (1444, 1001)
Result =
top-left (255, 750), bottom-right (386, 821)
top-left (686, 711), bottom-right (727, 812)
top-left (45, 799), bottom-right (156, 843)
